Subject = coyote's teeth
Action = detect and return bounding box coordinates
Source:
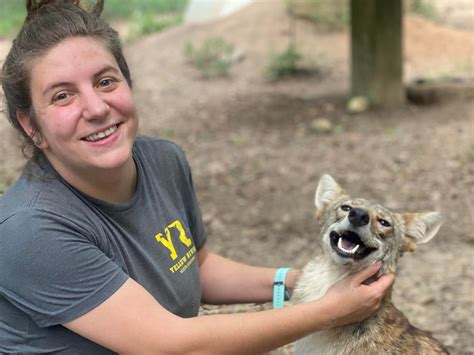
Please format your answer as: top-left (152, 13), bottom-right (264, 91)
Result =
top-left (337, 237), bottom-right (360, 254)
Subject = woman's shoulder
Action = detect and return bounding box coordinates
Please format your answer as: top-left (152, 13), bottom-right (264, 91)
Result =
top-left (134, 135), bottom-right (189, 166)
top-left (0, 204), bottom-right (72, 260)
top-left (0, 167), bottom-right (85, 228)
top-left (0, 187), bottom-right (97, 259)
top-left (134, 135), bottom-right (183, 154)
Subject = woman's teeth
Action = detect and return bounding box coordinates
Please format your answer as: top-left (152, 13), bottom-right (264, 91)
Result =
top-left (84, 125), bottom-right (117, 142)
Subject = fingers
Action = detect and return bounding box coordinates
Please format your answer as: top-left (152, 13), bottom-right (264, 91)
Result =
top-left (353, 261), bottom-right (383, 285)
top-left (370, 273), bottom-right (395, 293)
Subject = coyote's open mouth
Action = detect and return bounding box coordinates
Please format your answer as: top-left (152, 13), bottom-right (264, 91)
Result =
top-left (330, 230), bottom-right (377, 259)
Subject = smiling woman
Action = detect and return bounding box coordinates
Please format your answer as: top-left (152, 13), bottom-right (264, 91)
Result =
top-left (2, 1), bottom-right (132, 161)
top-left (17, 36), bottom-right (138, 201)
top-left (0, 1), bottom-right (394, 353)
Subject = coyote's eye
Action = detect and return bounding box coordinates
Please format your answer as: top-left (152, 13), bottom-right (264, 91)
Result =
top-left (378, 218), bottom-right (391, 227)
top-left (340, 205), bottom-right (352, 212)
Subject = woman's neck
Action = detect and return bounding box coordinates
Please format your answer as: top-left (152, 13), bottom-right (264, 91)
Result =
top-left (53, 157), bottom-right (138, 204)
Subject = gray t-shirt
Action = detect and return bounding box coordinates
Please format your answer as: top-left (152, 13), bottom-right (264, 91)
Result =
top-left (0, 136), bottom-right (207, 354)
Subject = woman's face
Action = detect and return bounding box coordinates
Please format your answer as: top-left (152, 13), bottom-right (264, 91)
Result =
top-left (24, 36), bottom-right (138, 177)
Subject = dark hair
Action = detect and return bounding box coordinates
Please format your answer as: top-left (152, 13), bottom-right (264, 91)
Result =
top-left (1, 0), bottom-right (132, 159)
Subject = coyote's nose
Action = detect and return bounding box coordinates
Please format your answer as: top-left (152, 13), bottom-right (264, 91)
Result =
top-left (348, 208), bottom-right (370, 227)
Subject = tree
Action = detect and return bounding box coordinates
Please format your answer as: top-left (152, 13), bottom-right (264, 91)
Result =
top-left (350, 0), bottom-right (404, 108)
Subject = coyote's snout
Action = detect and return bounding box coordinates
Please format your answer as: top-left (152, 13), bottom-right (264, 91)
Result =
top-left (293, 174), bottom-right (448, 354)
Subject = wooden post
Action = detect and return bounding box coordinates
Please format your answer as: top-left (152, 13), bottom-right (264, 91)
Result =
top-left (350, 0), bottom-right (404, 108)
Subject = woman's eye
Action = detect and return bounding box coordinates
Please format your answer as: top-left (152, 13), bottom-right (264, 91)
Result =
top-left (378, 218), bottom-right (391, 227)
top-left (341, 205), bottom-right (352, 211)
top-left (98, 77), bottom-right (119, 89)
top-left (98, 78), bottom-right (113, 87)
top-left (53, 92), bottom-right (69, 102)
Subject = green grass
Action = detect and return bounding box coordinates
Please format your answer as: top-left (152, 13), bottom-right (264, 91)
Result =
top-left (0, 0), bottom-right (188, 38)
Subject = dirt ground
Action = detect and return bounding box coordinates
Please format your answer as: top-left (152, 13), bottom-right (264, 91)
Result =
top-left (0, 1), bottom-right (473, 354)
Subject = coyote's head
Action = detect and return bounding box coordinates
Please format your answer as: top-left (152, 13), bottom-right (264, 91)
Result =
top-left (315, 175), bottom-right (442, 274)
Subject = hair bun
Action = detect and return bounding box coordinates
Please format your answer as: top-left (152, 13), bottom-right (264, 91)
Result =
top-left (25, 0), bottom-right (104, 23)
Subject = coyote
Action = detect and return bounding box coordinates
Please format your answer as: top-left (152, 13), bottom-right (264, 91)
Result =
top-left (292, 175), bottom-right (448, 355)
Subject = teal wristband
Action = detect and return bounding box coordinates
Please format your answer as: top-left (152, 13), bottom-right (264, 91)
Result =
top-left (273, 268), bottom-right (290, 309)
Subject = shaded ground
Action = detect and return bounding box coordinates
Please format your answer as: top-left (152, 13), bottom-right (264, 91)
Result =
top-left (0, 1), bottom-right (473, 354)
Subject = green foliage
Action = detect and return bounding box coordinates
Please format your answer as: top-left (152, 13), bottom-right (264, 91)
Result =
top-left (410, 0), bottom-right (438, 21)
top-left (0, 1), bottom-right (26, 38)
top-left (128, 12), bottom-right (182, 40)
top-left (285, 0), bottom-right (348, 30)
top-left (0, 0), bottom-right (188, 38)
top-left (101, 0), bottom-right (188, 20)
top-left (265, 45), bottom-right (301, 80)
top-left (184, 37), bottom-right (235, 79)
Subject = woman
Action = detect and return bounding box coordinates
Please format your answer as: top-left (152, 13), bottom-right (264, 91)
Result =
top-left (0, 0), bottom-right (394, 353)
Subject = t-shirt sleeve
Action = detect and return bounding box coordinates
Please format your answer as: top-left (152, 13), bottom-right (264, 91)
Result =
top-left (185, 166), bottom-right (207, 250)
top-left (0, 210), bottom-right (128, 328)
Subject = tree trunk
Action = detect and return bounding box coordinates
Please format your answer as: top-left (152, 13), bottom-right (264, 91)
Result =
top-left (351, 0), bottom-right (404, 108)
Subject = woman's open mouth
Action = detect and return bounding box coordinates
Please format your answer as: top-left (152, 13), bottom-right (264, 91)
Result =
top-left (83, 124), bottom-right (119, 142)
top-left (329, 230), bottom-right (377, 259)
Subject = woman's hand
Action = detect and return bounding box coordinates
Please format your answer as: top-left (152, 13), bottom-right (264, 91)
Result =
top-left (321, 261), bottom-right (395, 328)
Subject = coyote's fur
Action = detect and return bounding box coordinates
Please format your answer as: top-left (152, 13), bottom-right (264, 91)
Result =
top-left (292, 175), bottom-right (448, 355)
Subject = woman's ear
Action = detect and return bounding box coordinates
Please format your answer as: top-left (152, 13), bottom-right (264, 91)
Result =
top-left (16, 111), bottom-right (46, 149)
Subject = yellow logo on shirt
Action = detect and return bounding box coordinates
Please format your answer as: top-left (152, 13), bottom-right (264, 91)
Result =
top-left (154, 219), bottom-right (196, 274)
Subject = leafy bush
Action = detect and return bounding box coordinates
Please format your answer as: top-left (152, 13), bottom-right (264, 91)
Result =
top-left (102, 0), bottom-right (188, 20)
top-left (265, 45), bottom-right (302, 80)
top-left (129, 12), bottom-right (182, 39)
top-left (285, 0), bottom-right (348, 30)
top-left (0, 0), bottom-right (188, 38)
top-left (184, 37), bottom-right (235, 79)
top-left (410, 0), bottom-right (438, 20)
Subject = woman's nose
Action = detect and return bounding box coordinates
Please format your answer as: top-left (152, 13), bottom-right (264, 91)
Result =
top-left (82, 90), bottom-right (110, 120)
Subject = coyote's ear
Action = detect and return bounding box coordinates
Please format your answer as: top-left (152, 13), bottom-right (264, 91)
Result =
top-left (399, 212), bottom-right (442, 252)
top-left (315, 175), bottom-right (346, 219)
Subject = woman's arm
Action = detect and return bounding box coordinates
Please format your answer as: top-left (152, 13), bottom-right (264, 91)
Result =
top-left (64, 261), bottom-right (393, 354)
top-left (198, 247), bottom-right (300, 304)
